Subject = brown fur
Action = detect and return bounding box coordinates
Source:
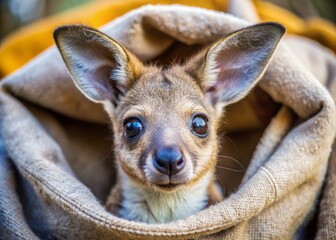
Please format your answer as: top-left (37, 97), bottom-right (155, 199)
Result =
top-left (54, 23), bottom-right (284, 223)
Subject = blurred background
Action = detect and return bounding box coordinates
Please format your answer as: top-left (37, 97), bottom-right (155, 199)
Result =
top-left (0, 0), bottom-right (91, 40)
top-left (0, 0), bottom-right (335, 41)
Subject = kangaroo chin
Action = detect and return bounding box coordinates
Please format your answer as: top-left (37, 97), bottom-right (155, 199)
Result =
top-left (54, 23), bottom-right (285, 223)
top-left (111, 170), bottom-right (211, 223)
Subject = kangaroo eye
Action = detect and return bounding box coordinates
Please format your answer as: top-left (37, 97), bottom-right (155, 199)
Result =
top-left (191, 115), bottom-right (208, 137)
top-left (124, 118), bottom-right (143, 139)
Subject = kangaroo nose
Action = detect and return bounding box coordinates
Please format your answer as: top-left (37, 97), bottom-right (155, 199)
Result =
top-left (153, 146), bottom-right (185, 175)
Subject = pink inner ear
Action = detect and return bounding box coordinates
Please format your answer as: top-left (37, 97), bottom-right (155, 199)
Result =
top-left (69, 41), bottom-right (126, 103)
top-left (80, 62), bottom-right (126, 105)
top-left (87, 65), bottom-right (116, 100)
top-left (210, 46), bottom-right (264, 104)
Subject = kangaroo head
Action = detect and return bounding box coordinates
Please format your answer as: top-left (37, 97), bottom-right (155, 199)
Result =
top-left (54, 23), bottom-right (284, 195)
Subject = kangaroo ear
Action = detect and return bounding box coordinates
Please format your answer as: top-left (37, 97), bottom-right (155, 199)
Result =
top-left (54, 25), bottom-right (144, 105)
top-left (186, 23), bottom-right (285, 110)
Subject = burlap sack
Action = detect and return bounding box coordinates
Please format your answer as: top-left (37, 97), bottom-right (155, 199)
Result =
top-left (1, 4), bottom-right (335, 239)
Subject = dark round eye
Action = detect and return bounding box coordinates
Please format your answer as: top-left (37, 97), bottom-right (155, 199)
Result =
top-left (191, 115), bottom-right (208, 137)
top-left (124, 119), bottom-right (143, 139)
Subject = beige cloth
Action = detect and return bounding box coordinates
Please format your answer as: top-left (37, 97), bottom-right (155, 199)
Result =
top-left (0, 5), bottom-right (335, 239)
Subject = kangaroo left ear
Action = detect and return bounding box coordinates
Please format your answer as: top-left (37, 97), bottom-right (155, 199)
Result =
top-left (54, 25), bottom-right (145, 106)
top-left (185, 23), bottom-right (285, 110)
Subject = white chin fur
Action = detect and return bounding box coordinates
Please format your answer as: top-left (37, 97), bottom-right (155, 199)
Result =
top-left (118, 171), bottom-right (211, 223)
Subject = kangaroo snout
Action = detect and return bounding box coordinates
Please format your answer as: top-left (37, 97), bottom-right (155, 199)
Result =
top-left (153, 146), bottom-right (185, 175)
top-left (54, 23), bottom-right (285, 223)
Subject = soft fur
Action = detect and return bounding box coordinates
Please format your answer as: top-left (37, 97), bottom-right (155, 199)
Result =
top-left (53, 23), bottom-right (284, 223)
top-left (1, 3), bottom-right (336, 239)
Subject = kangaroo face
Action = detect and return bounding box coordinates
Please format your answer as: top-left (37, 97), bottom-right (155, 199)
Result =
top-left (54, 23), bottom-right (284, 201)
top-left (111, 66), bottom-right (219, 191)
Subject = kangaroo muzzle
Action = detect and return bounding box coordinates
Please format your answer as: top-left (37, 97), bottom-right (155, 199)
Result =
top-left (153, 145), bottom-right (186, 175)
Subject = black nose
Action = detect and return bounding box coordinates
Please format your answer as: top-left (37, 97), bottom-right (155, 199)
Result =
top-left (153, 146), bottom-right (185, 175)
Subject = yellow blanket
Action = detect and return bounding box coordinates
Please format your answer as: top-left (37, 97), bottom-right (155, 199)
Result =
top-left (0, 2), bottom-right (335, 239)
top-left (0, 0), bottom-right (335, 77)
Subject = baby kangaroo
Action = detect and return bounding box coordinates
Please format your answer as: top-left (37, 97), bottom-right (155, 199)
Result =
top-left (54, 22), bottom-right (284, 223)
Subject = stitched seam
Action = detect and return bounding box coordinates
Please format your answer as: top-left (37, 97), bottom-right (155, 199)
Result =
top-left (260, 166), bottom-right (278, 202)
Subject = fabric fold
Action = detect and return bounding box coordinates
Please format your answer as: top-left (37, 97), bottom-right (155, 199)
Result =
top-left (0, 3), bottom-right (335, 239)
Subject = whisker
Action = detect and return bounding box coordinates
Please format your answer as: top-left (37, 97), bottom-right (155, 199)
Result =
top-left (215, 165), bottom-right (245, 173)
top-left (222, 135), bottom-right (238, 153)
top-left (217, 155), bottom-right (245, 171)
top-left (197, 154), bottom-right (245, 171)
top-left (82, 150), bottom-right (114, 173)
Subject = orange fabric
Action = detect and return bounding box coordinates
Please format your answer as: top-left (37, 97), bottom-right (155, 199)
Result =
top-left (254, 1), bottom-right (336, 52)
top-left (0, 0), bottom-right (227, 76)
top-left (0, 0), bottom-right (334, 77)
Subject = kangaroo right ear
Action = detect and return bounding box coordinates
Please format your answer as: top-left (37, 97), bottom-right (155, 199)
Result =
top-left (184, 23), bottom-right (285, 112)
top-left (54, 25), bottom-right (144, 105)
